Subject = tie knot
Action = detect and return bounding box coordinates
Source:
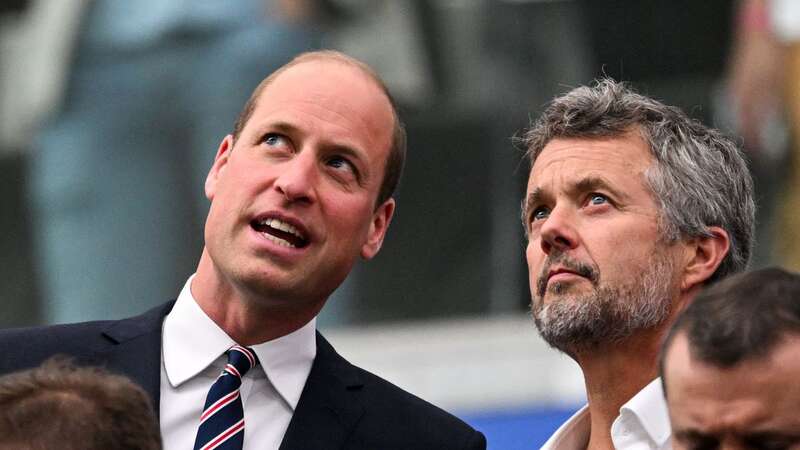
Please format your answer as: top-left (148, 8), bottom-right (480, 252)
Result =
top-left (224, 345), bottom-right (259, 379)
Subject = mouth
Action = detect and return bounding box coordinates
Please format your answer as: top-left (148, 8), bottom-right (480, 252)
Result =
top-left (536, 268), bottom-right (583, 299)
top-left (545, 268), bottom-right (583, 286)
top-left (250, 216), bottom-right (309, 249)
top-left (536, 258), bottom-right (598, 298)
top-left (547, 268), bottom-right (581, 283)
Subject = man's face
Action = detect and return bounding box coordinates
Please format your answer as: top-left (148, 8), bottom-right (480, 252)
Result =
top-left (665, 333), bottom-right (800, 450)
top-left (524, 133), bottom-right (681, 352)
top-left (203, 59), bottom-right (395, 308)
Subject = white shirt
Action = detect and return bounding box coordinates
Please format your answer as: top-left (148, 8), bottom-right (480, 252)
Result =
top-left (159, 277), bottom-right (317, 450)
top-left (541, 379), bottom-right (671, 450)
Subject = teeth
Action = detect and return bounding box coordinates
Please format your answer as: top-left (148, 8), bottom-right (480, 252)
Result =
top-left (262, 233), bottom-right (296, 248)
top-left (260, 218), bottom-right (304, 239)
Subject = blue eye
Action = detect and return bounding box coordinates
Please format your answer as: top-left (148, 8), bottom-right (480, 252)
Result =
top-left (327, 156), bottom-right (355, 172)
top-left (532, 206), bottom-right (550, 221)
top-left (263, 133), bottom-right (285, 147)
top-left (589, 193), bottom-right (608, 205)
top-left (328, 157), bottom-right (348, 169)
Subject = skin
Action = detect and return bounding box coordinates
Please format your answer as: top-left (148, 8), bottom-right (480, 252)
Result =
top-left (665, 333), bottom-right (800, 450)
top-left (192, 58), bottom-right (396, 345)
top-left (523, 132), bottom-right (730, 450)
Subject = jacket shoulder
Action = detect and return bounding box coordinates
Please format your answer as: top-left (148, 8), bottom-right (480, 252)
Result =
top-left (351, 366), bottom-right (486, 449)
top-left (0, 320), bottom-right (115, 373)
top-left (0, 301), bottom-right (172, 375)
top-left (314, 334), bottom-right (486, 450)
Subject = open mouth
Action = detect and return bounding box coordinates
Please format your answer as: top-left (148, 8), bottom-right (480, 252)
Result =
top-left (251, 218), bottom-right (309, 249)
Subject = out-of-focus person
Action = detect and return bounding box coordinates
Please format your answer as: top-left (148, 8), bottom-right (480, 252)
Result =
top-left (661, 267), bottom-right (800, 450)
top-left (0, 357), bottom-right (161, 450)
top-left (520, 79), bottom-right (755, 450)
top-left (724, 0), bottom-right (800, 269)
top-left (23, 0), bottom-right (322, 324)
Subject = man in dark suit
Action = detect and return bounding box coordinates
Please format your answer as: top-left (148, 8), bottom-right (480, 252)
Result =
top-left (0, 50), bottom-right (486, 450)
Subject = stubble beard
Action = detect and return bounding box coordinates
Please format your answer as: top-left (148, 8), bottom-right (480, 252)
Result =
top-left (531, 249), bottom-right (676, 356)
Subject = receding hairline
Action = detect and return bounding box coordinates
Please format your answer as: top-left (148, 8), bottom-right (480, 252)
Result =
top-left (233, 50), bottom-right (398, 141)
top-left (231, 50), bottom-right (407, 206)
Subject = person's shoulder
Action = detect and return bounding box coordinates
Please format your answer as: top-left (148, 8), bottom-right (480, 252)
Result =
top-left (346, 366), bottom-right (486, 449)
top-left (317, 334), bottom-right (486, 449)
top-left (0, 319), bottom-right (115, 373)
top-left (0, 301), bottom-right (173, 375)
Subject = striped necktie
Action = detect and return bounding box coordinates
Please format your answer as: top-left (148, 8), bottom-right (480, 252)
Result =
top-left (193, 345), bottom-right (259, 450)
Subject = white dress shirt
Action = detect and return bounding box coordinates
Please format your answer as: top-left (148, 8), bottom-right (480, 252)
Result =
top-left (160, 277), bottom-right (317, 450)
top-left (540, 379), bottom-right (671, 450)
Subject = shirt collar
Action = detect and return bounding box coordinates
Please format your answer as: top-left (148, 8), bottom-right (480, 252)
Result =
top-left (163, 276), bottom-right (317, 410)
top-left (540, 405), bottom-right (590, 450)
top-left (616, 377), bottom-right (671, 447)
top-left (540, 378), bottom-right (671, 450)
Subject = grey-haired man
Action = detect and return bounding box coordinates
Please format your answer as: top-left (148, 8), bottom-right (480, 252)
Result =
top-left (520, 79), bottom-right (755, 450)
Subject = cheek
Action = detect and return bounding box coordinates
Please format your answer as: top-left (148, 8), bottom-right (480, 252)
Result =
top-left (592, 224), bottom-right (657, 265)
top-left (526, 241), bottom-right (543, 278)
top-left (326, 198), bottom-right (374, 235)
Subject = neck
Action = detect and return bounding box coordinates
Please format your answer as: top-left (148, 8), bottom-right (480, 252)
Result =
top-left (572, 327), bottom-right (666, 450)
top-left (191, 249), bottom-right (323, 345)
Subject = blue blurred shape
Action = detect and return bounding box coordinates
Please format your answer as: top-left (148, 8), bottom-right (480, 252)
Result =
top-left (461, 405), bottom-right (580, 450)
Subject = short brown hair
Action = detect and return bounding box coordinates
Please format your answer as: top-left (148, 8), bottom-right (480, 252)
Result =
top-left (0, 357), bottom-right (162, 450)
top-left (232, 50), bottom-right (406, 207)
top-left (661, 267), bottom-right (800, 371)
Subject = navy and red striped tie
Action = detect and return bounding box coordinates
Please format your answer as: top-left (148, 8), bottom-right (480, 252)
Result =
top-left (193, 345), bottom-right (259, 450)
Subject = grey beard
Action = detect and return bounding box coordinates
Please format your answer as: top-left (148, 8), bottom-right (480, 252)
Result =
top-left (531, 250), bottom-right (675, 356)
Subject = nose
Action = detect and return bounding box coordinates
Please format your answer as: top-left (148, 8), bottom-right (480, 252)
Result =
top-left (539, 205), bottom-right (579, 255)
top-left (274, 152), bottom-right (316, 204)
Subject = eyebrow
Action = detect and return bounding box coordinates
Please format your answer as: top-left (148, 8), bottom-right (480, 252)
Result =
top-left (743, 431), bottom-right (800, 446)
top-left (524, 187), bottom-right (547, 219)
top-left (267, 121), bottom-right (371, 183)
top-left (524, 176), bottom-right (625, 217)
top-left (573, 176), bottom-right (625, 199)
top-left (673, 429), bottom-right (719, 447)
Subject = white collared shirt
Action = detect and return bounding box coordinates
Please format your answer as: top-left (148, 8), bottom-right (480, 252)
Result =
top-left (160, 276), bottom-right (317, 450)
top-left (541, 379), bottom-right (671, 450)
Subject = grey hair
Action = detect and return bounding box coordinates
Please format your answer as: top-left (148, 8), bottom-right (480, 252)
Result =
top-left (520, 79), bottom-right (755, 284)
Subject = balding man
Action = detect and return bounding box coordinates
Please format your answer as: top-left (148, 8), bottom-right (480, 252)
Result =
top-left (0, 50), bottom-right (485, 450)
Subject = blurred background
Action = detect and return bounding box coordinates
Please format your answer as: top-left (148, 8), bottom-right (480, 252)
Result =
top-left (2, 0), bottom-right (798, 448)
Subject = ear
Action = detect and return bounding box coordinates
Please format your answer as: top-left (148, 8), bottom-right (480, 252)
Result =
top-left (205, 135), bottom-right (234, 201)
top-left (361, 198), bottom-right (396, 260)
top-left (680, 226), bottom-right (730, 291)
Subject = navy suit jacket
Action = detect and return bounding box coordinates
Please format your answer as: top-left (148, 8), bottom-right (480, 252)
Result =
top-left (0, 302), bottom-right (486, 449)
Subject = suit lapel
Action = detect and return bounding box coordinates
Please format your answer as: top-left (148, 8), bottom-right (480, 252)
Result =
top-left (86, 301), bottom-right (174, 416)
top-left (280, 332), bottom-right (365, 450)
